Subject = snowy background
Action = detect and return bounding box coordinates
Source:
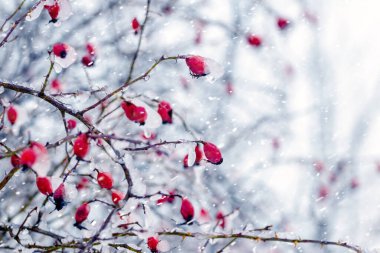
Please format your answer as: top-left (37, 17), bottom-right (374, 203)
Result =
top-left (1, 0), bottom-right (380, 252)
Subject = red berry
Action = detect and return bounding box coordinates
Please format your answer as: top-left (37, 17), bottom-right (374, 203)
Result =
top-left (81, 55), bottom-right (94, 67)
top-left (44, 2), bottom-right (60, 22)
top-left (111, 189), bottom-right (125, 205)
top-left (185, 55), bottom-right (209, 76)
top-left (53, 183), bottom-right (65, 200)
top-left (351, 178), bottom-right (359, 189)
top-left (318, 185), bottom-right (328, 199)
top-left (183, 154), bottom-right (189, 168)
top-left (76, 177), bottom-right (89, 191)
top-left (7, 106), bottom-right (17, 125)
top-left (51, 79), bottom-right (62, 91)
top-left (132, 106), bottom-right (147, 125)
top-left (53, 183), bottom-right (66, 210)
top-left (86, 43), bottom-right (96, 56)
top-left (247, 34), bottom-right (262, 47)
top-left (203, 142), bottom-right (223, 165)
top-left (73, 134), bottom-right (89, 159)
top-left (52, 43), bottom-right (68, 58)
top-left (20, 148), bottom-right (37, 168)
top-left (157, 101), bottom-right (173, 124)
top-left (36, 177), bottom-right (53, 196)
top-left (180, 198), bottom-right (194, 222)
top-left (121, 101), bottom-right (147, 125)
top-left (147, 236), bottom-right (159, 253)
top-left (121, 101), bottom-right (136, 120)
top-left (313, 161), bottom-right (324, 173)
top-left (226, 82), bottom-right (233, 95)
top-left (157, 191), bottom-right (176, 205)
top-left (132, 17), bottom-right (140, 33)
top-left (11, 154), bottom-right (21, 167)
top-left (272, 138), bottom-right (280, 150)
top-left (67, 119), bottom-right (76, 130)
top-left (277, 17), bottom-right (290, 30)
top-left (216, 211), bottom-right (226, 229)
top-left (200, 208), bottom-right (210, 220)
top-left (97, 171), bottom-right (113, 189)
top-left (75, 202), bottom-right (90, 224)
top-left (195, 145), bottom-right (203, 165)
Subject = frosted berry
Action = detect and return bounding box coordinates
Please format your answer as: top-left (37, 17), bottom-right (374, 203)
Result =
top-left (203, 142), bottom-right (223, 165)
top-left (183, 155), bottom-right (189, 168)
top-left (216, 211), bottom-right (226, 229)
top-left (7, 106), bottom-right (17, 125)
top-left (247, 34), bottom-right (262, 47)
top-left (132, 17), bottom-right (140, 34)
top-left (86, 43), bottom-right (96, 56)
top-left (20, 148), bottom-right (37, 168)
top-left (194, 144), bottom-right (203, 165)
top-left (73, 134), bottom-right (89, 159)
top-left (53, 43), bottom-right (68, 58)
top-left (97, 171), bottom-right (113, 189)
top-left (111, 190), bottom-right (125, 205)
top-left (67, 119), bottom-right (76, 130)
top-left (318, 185), bottom-right (328, 199)
top-left (180, 198), bottom-right (194, 222)
top-left (147, 236), bottom-right (159, 253)
top-left (74, 202), bottom-right (91, 228)
top-left (81, 55), bottom-right (94, 67)
top-left (185, 55), bottom-right (209, 77)
top-left (121, 101), bottom-right (147, 125)
top-left (53, 183), bottom-right (66, 210)
top-left (11, 154), bottom-right (21, 167)
top-left (44, 2), bottom-right (60, 23)
top-left (157, 101), bottom-right (173, 124)
top-left (277, 17), bottom-right (290, 30)
top-left (36, 177), bottom-right (53, 196)
top-left (51, 79), bottom-right (62, 91)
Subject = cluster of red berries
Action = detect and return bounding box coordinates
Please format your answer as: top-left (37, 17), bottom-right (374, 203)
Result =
top-left (81, 43), bottom-right (96, 67)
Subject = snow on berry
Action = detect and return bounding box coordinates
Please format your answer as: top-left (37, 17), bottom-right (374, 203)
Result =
top-left (26, 0), bottom-right (72, 23)
top-left (185, 55), bottom-right (223, 82)
top-left (51, 42), bottom-right (77, 72)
